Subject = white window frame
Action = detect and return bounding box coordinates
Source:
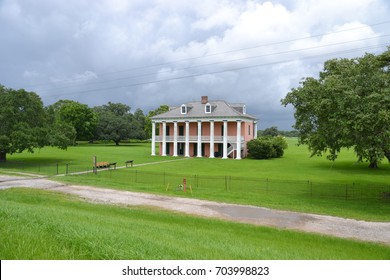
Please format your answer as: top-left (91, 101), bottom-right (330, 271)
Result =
top-left (205, 103), bottom-right (211, 114)
top-left (181, 104), bottom-right (187, 114)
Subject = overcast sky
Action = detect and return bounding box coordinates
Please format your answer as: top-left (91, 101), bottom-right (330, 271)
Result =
top-left (1, 0), bottom-right (390, 129)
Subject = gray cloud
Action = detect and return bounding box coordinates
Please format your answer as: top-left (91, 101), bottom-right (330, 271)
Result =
top-left (1, 0), bottom-right (390, 130)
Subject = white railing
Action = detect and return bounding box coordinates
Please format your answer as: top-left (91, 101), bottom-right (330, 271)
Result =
top-left (227, 144), bottom-right (236, 156)
top-left (155, 136), bottom-right (244, 142)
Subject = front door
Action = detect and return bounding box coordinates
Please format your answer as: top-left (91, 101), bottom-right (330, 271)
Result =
top-left (166, 143), bottom-right (170, 155)
top-left (178, 143), bottom-right (184, 156)
top-left (217, 143), bottom-right (223, 157)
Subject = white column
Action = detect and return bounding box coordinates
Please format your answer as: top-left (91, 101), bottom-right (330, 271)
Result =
top-left (197, 121), bottom-right (202, 157)
top-left (162, 121), bottom-right (167, 156)
top-left (236, 120), bottom-right (242, 160)
top-left (185, 121), bottom-right (190, 157)
top-left (209, 120), bottom-right (215, 158)
top-left (222, 120), bottom-right (228, 159)
top-left (254, 121), bottom-right (258, 139)
top-left (151, 121), bottom-right (156, 156)
top-left (173, 121), bottom-right (178, 157)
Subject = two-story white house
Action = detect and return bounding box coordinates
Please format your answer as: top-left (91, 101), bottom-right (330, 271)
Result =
top-left (151, 96), bottom-right (258, 159)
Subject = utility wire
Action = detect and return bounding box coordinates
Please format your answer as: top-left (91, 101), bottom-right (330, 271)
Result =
top-left (27, 20), bottom-right (390, 88)
top-left (36, 33), bottom-right (390, 92)
top-left (42, 43), bottom-right (388, 99)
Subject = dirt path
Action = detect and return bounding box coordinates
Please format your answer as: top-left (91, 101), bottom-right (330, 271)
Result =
top-left (1, 175), bottom-right (389, 245)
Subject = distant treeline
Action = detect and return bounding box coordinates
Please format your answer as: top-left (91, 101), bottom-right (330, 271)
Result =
top-left (257, 126), bottom-right (299, 137)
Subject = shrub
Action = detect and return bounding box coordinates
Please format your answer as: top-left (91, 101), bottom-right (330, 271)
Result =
top-left (247, 136), bottom-right (288, 159)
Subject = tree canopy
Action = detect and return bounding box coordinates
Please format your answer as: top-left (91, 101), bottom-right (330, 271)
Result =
top-left (47, 100), bottom-right (97, 142)
top-left (281, 47), bottom-right (390, 168)
top-left (0, 84), bottom-right (169, 159)
top-left (144, 105), bottom-right (169, 138)
top-left (0, 85), bottom-right (74, 161)
top-left (93, 102), bottom-right (147, 145)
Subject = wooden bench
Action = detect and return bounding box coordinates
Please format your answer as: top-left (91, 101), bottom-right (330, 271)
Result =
top-left (125, 160), bottom-right (134, 168)
top-left (96, 162), bottom-right (116, 169)
top-left (96, 161), bottom-right (110, 168)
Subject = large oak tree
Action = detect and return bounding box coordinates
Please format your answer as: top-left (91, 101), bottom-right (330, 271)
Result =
top-left (281, 47), bottom-right (390, 168)
top-left (0, 85), bottom-right (74, 161)
top-left (93, 102), bottom-right (146, 145)
top-left (47, 100), bottom-right (97, 142)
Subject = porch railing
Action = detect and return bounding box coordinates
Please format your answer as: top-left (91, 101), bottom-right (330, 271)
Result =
top-left (155, 136), bottom-right (244, 142)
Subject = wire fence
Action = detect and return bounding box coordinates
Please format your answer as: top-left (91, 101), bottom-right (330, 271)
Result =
top-left (121, 169), bottom-right (390, 201)
top-left (1, 161), bottom-right (390, 202)
top-left (0, 161), bottom-right (76, 176)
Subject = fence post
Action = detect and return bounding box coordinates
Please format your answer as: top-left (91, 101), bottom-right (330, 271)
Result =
top-left (66, 163), bottom-right (69, 175)
top-left (56, 163), bottom-right (59, 175)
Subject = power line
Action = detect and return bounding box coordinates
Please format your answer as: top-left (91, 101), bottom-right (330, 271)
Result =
top-left (42, 43), bottom-right (388, 99)
top-left (27, 20), bottom-right (390, 88)
top-left (37, 34), bottom-right (390, 93)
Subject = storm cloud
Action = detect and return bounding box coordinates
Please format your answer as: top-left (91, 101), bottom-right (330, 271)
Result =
top-left (1, 0), bottom-right (390, 129)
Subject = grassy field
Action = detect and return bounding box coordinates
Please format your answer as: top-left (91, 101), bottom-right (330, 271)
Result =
top-left (1, 188), bottom-right (389, 260)
top-left (0, 141), bottom-right (178, 175)
top-left (1, 138), bottom-right (390, 221)
top-left (2, 138), bottom-right (390, 183)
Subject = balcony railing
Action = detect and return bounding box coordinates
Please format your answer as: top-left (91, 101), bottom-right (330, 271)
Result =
top-left (154, 136), bottom-right (244, 142)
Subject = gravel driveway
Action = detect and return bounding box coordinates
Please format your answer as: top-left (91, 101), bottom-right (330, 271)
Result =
top-left (1, 175), bottom-right (389, 245)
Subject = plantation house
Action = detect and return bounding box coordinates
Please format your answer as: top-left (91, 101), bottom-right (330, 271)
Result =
top-left (151, 96), bottom-right (258, 159)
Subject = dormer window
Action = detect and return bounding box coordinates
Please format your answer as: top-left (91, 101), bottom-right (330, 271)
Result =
top-left (181, 104), bottom-right (187, 114)
top-left (243, 105), bottom-right (246, 114)
top-left (205, 103), bottom-right (211, 114)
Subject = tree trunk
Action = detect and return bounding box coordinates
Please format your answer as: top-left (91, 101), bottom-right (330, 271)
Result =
top-left (384, 150), bottom-right (390, 162)
top-left (369, 160), bottom-right (378, 168)
top-left (0, 151), bottom-right (6, 162)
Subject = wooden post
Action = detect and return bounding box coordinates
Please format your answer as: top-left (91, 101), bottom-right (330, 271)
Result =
top-left (93, 156), bottom-right (97, 174)
top-left (183, 177), bottom-right (187, 192)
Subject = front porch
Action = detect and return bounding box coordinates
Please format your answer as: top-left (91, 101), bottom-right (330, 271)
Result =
top-left (155, 141), bottom-right (245, 158)
top-left (151, 120), bottom-right (251, 159)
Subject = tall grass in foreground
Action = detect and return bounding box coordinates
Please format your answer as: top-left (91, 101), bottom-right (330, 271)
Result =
top-left (1, 188), bottom-right (389, 260)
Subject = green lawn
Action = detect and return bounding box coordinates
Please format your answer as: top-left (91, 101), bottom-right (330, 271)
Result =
top-left (1, 188), bottom-right (388, 260)
top-left (1, 139), bottom-right (390, 221)
top-left (0, 141), bottom-right (178, 175)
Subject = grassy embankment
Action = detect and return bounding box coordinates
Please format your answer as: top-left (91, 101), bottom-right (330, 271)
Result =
top-left (1, 188), bottom-right (389, 260)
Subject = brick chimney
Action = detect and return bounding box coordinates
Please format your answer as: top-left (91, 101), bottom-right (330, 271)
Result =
top-left (201, 96), bottom-right (208, 104)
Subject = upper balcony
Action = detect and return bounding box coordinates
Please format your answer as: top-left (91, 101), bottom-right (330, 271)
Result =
top-left (154, 136), bottom-right (244, 143)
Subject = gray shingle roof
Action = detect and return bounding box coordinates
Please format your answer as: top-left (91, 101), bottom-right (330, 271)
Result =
top-left (151, 99), bottom-right (257, 120)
